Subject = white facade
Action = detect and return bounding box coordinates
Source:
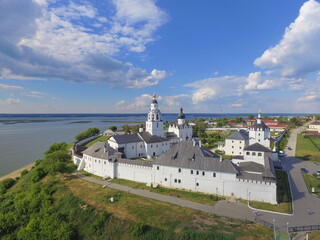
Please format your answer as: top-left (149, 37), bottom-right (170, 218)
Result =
top-left (146, 94), bottom-right (164, 138)
top-left (248, 112), bottom-right (271, 148)
top-left (76, 147), bottom-right (276, 204)
top-left (224, 139), bottom-right (247, 156)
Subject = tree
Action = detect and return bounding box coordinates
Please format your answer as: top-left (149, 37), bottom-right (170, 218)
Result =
top-left (75, 128), bottom-right (100, 142)
top-left (45, 142), bottom-right (67, 155)
top-left (122, 125), bottom-right (131, 134)
top-left (0, 178), bottom-right (16, 194)
top-left (235, 117), bottom-right (243, 123)
top-left (131, 125), bottom-right (140, 134)
top-left (108, 126), bottom-right (117, 131)
top-left (247, 114), bottom-right (254, 119)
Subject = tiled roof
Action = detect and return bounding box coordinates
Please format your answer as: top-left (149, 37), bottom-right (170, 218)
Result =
top-left (82, 142), bottom-right (122, 160)
top-left (226, 129), bottom-right (249, 140)
top-left (109, 134), bottom-right (142, 144)
top-left (154, 141), bottom-right (239, 174)
top-left (244, 143), bottom-right (271, 152)
top-left (138, 132), bottom-right (168, 143)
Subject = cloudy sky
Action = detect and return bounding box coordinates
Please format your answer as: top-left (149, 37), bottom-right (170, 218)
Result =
top-left (0, 0), bottom-right (320, 113)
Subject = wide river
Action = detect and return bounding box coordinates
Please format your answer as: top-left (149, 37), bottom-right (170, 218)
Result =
top-left (0, 113), bottom-right (305, 177)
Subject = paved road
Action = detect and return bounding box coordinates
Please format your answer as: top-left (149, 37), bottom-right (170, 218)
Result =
top-left (74, 123), bottom-right (320, 234)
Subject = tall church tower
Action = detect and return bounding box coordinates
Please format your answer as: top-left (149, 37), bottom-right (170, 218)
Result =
top-left (248, 111), bottom-right (270, 148)
top-left (146, 94), bottom-right (164, 137)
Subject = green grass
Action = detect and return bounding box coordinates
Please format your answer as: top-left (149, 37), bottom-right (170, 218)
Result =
top-left (110, 178), bottom-right (224, 206)
top-left (296, 133), bottom-right (320, 162)
top-left (67, 177), bottom-right (273, 239)
top-left (79, 170), bottom-right (103, 180)
top-left (85, 135), bottom-right (110, 147)
top-left (248, 171), bottom-right (293, 214)
top-left (303, 173), bottom-right (320, 198)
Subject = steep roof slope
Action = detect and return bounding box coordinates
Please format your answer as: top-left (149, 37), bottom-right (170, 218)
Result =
top-left (154, 141), bottom-right (238, 174)
top-left (226, 129), bottom-right (249, 140)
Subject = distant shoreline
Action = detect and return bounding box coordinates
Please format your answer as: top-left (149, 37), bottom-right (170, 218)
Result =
top-left (0, 162), bottom-right (35, 181)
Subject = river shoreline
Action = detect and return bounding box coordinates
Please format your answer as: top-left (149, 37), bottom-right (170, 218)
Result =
top-left (0, 162), bottom-right (35, 181)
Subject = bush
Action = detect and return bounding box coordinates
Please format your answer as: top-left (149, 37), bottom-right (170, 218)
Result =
top-left (131, 222), bottom-right (148, 236)
top-left (0, 178), bottom-right (16, 194)
top-left (21, 169), bottom-right (29, 176)
top-left (31, 168), bottom-right (47, 183)
top-left (75, 128), bottom-right (100, 142)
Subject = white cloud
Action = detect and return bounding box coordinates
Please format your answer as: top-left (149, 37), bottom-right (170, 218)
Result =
top-left (231, 103), bottom-right (242, 107)
top-left (297, 94), bottom-right (318, 101)
top-left (185, 76), bottom-right (245, 104)
top-left (0, 83), bottom-right (23, 90)
top-left (0, 0), bottom-right (168, 88)
top-left (127, 69), bottom-right (168, 88)
top-left (0, 98), bottom-right (21, 104)
top-left (117, 93), bottom-right (189, 112)
top-left (244, 72), bottom-right (280, 90)
top-left (254, 0), bottom-right (320, 77)
top-left (115, 100), bottom-right (126, 108)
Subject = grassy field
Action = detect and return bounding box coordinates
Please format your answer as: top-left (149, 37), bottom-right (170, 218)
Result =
top-left (85, 135), bottom-right (110, 147)
top-left (303, 173), bottom-right (320, 198)
top-left (79, 170), bottom-right (103, 180)
top-left (296, 134), bottom-right (320, 162)
top-left (309, 230), bottom-right (320, 239)
top-left (249, 171), bottom-right (292, 214)
top-left (66, 176), bottom-right (273, 239)
top-left (111, 178), bottom-right (223, 206)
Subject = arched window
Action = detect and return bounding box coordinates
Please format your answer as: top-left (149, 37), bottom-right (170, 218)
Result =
top-left (252, 152), bottom-right (256, 156)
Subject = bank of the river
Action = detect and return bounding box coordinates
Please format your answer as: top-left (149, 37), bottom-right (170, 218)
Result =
top-left (0, 162), bottom-right (35, 181)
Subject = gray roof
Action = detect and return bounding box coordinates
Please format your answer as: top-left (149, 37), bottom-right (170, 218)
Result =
top-left (249, 120), bottom-right (269, 131)
top-left (82, 142), bottom-right (122, 160)
top-left (154, 141), bottom-right (239, 174)
top-left (109, 134), bottom-right (142, 144)
top-left (236, 170), bottom-right (276, 183)
top-left (244, 143), bottom-right (271, 152)
top-left (239, 161), bottom-right (264, 173)
top-left (117, 158), bottom-right (153, 167)
top-left (166, 132), bottom-right (178, 139)
top-left (82, 142), bottom-right (152, 167)
top-left (138, 132), bottom-right (168, 143)
top-left (237, 156), bottom-right (276, 181)
top-left (226, 129), bottom-right (249, 140)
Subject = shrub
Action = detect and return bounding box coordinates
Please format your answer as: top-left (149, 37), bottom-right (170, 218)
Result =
top-left (131, 222), bottom-right (148, 236)
top-left (20, 169), bottom-right (29, 176)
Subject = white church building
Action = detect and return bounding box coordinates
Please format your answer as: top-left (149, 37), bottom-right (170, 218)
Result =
top-left (107, 95), bottom-right (192, 159)
top-left (73, 99), bottom-right (277, 204)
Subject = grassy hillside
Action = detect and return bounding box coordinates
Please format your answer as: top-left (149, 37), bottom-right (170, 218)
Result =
top-left (0, 142), bottom-right (273, 240)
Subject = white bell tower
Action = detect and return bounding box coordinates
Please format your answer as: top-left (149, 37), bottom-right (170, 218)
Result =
top-left (146, 94), bottom-right (164, 137)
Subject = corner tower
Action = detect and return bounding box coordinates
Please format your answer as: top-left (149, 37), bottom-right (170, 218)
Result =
top-left (146, 94), bottom-right (164, 137)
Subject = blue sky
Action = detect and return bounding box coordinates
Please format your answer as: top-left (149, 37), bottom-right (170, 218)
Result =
top-left (0, 0), bottom-right (320, 113)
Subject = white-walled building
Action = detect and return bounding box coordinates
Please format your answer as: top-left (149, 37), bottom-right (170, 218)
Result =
top-left (248, 111), bottom-right (271, 148)
top-left (74, 140), bottom-right (277, 204)
top-left (224, 130), bottom-right (249, 156)
top-left (223, 111), bottom-right (272, 157)
top-left (73, 104), bottom-right (277, 204)
top-left (168, 108), bottom-right (193, 141)
top-left (107, 95), bottom-right (192, 159)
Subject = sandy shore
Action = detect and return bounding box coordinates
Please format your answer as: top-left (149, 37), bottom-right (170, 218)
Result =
top-left (0, 162), bottom-right (36, 181)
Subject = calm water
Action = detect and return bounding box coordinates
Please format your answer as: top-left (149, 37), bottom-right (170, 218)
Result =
top-left (0, 113), bottom-right (308, 177)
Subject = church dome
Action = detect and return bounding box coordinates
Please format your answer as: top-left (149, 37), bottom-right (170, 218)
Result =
top-left (178, 107), bottom-right (185, 119)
